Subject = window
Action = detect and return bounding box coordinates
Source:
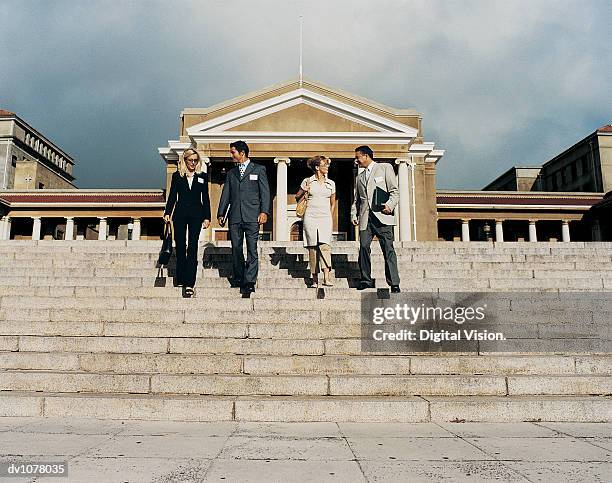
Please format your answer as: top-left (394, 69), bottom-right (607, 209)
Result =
top-left (38, 182), bottom-right (45, 189)
top-left (11, 155), bottom-right (17, 168)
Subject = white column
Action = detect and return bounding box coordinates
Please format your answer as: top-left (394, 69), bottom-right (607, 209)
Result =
top-left (3, 217), bottom-right (11, 240)
top-left (0, 217), bottom-right (5, 241)
top-left (65, 217), bottom-right (74, 241)
top-left (131, 218), bottom-right (141, 240)
top-left (32, 217), bottom-right (41, 241)
top-left (409, 158), bottom-right (418, 241)
top-left (395, 158), bottom-right (411, 241)
top-left (561, 220), bottom-right (571, 242)
top-left (98, 217), bottom-right (107, 241)
top-left (528, 220), bottom-right (538, 242)
top-left (495, 220), bottom-right (504, 242)
top-left (273, 157), bottom-right (290, 241)
top-left (461, 219), bottom-right (470, 242)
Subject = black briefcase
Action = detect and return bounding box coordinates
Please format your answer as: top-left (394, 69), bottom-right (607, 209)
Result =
top-left (372, 186), bottom-right (393, 213)
top-left (158, 221), bottom-right (173, 266)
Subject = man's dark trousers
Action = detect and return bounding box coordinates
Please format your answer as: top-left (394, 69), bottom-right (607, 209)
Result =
top-left (229, 221), bottom-right (259, 285)
top-left (358, 210), bottom-right (400, 286)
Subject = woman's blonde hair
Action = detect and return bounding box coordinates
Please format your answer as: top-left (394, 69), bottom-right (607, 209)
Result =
top-left (306, 155), bottom-right (331, 173)
top-left (178, 148), bottom-right (203, 177)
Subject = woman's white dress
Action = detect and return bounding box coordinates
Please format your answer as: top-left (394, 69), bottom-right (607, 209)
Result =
top-left (300, 175), bottom-right (335, 247)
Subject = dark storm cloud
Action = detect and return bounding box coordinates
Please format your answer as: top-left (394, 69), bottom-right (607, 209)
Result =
top-left (1, 0), bottom-right (610, 189)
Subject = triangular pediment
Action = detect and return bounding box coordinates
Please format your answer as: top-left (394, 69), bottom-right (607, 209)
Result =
top-left (185, 87), bottom-right (418, 144)
top-left (226, 103), bottom-right (379, 133)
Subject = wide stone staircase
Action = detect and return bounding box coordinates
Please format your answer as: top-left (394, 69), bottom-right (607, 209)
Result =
top-left (0, 240), bottom-right (610, 422)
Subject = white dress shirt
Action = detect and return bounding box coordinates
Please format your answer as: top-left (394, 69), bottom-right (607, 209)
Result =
top-left (365, 161), bottom-right (376, 182)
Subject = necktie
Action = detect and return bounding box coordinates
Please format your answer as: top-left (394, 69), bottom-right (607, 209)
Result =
top-left (239, 163), bottom-right (246, 179)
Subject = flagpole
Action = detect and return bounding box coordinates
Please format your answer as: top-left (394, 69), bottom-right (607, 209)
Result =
top-left (299, 15), bottom-right (303, 86)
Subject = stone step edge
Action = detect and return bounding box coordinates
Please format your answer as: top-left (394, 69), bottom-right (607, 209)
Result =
top-left (0, 391), bottom-right (609, 422)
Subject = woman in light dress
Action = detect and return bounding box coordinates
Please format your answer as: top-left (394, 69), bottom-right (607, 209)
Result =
top-left (295, 155), bottom-right (336, 287)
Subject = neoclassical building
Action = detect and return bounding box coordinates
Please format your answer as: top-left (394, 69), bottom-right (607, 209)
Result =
top-left (159, 79), bottom-right (443, 243)
top-left (0, 79), bottom-right (609, 242)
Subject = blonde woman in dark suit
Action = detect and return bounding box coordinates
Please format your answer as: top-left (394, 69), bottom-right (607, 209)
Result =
top-left (163, 148), bottom-right (211, 297)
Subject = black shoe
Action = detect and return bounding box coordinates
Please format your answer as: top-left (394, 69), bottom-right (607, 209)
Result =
top-left (357, 281), bottom-right (375, 290)
top-left (240, 283), bottom-right (255, 294)
top-left (183, 287), bottom-right (194, 298)
top-left (391, 285), bottom-right (401, 293)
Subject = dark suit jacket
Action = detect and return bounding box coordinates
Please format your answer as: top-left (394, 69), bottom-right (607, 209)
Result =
top-left (164, 170), bottom-right (211, 220)
top-left (217, 161), bottom-right (271, 224)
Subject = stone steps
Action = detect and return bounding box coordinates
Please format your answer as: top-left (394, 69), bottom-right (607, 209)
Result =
top-left (0, 240), bottom-right (610, 421)
top-left (0, 319), bottom-right (606, 339)
top-left (0, 370), bottom-right (609, 396)
top-left (0, 391), bottom-right (608, 422)
top-left (5, 261), bottom-right (612, 273)
top-left (5, 264), bottom-right (612, 277)
top-left (0, 352), bottom-right (609, 375)
top-left (3, 335), bottom-right (609, 356)
top-left (3, 284), bottom-right (612, 300)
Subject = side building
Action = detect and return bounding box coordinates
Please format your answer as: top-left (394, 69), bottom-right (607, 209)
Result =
top-left (484, 124), bottom-right (612, 193)
top-left (0, 110), bottom-right (76, 190)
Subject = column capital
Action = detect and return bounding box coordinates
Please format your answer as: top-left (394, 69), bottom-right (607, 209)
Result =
top-left (561, 219), bottom-right (570, 225)
top-left (32, 216), bottom-right (41, 220)
top-left (495, 219), bottom-right (505, 223)
top-left (528, 219), bottom-right (537, 224)
top-left (65, 216), bottom-right (74, 221)
top-left (132, 217), bottom-right (141, 222)
top-left (461, 218), bottom-right (471, 223)
top-left (200, 156), bottom-right (211, 165)
top-left (407, 154), bottom-right (423, 166)
top-left (394, 158), bottom-right (411, 165)
top-left (273, 157), bottom-right (291, 165)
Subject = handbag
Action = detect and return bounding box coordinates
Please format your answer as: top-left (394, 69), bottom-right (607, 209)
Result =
top-left (158, 221), bottom-right (173, 266)
top-left (296, 179), bottom-right (310, 218)
top-left (154, 266), bottom-right (166, 287)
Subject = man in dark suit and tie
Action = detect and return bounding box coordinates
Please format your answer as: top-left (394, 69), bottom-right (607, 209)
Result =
top-left (217, 141), bottom-right (271, 294)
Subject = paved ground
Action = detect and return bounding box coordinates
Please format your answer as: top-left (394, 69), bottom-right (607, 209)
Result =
top-left (0, 418), bottom-right (610, 482)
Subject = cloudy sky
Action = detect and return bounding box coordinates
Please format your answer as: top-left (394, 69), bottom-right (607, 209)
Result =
top-left (1, 0), bottom-right (610, 189)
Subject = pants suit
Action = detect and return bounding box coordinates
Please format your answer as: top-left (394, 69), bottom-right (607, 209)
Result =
top-left (164, 170), bottom-right (211, 287)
